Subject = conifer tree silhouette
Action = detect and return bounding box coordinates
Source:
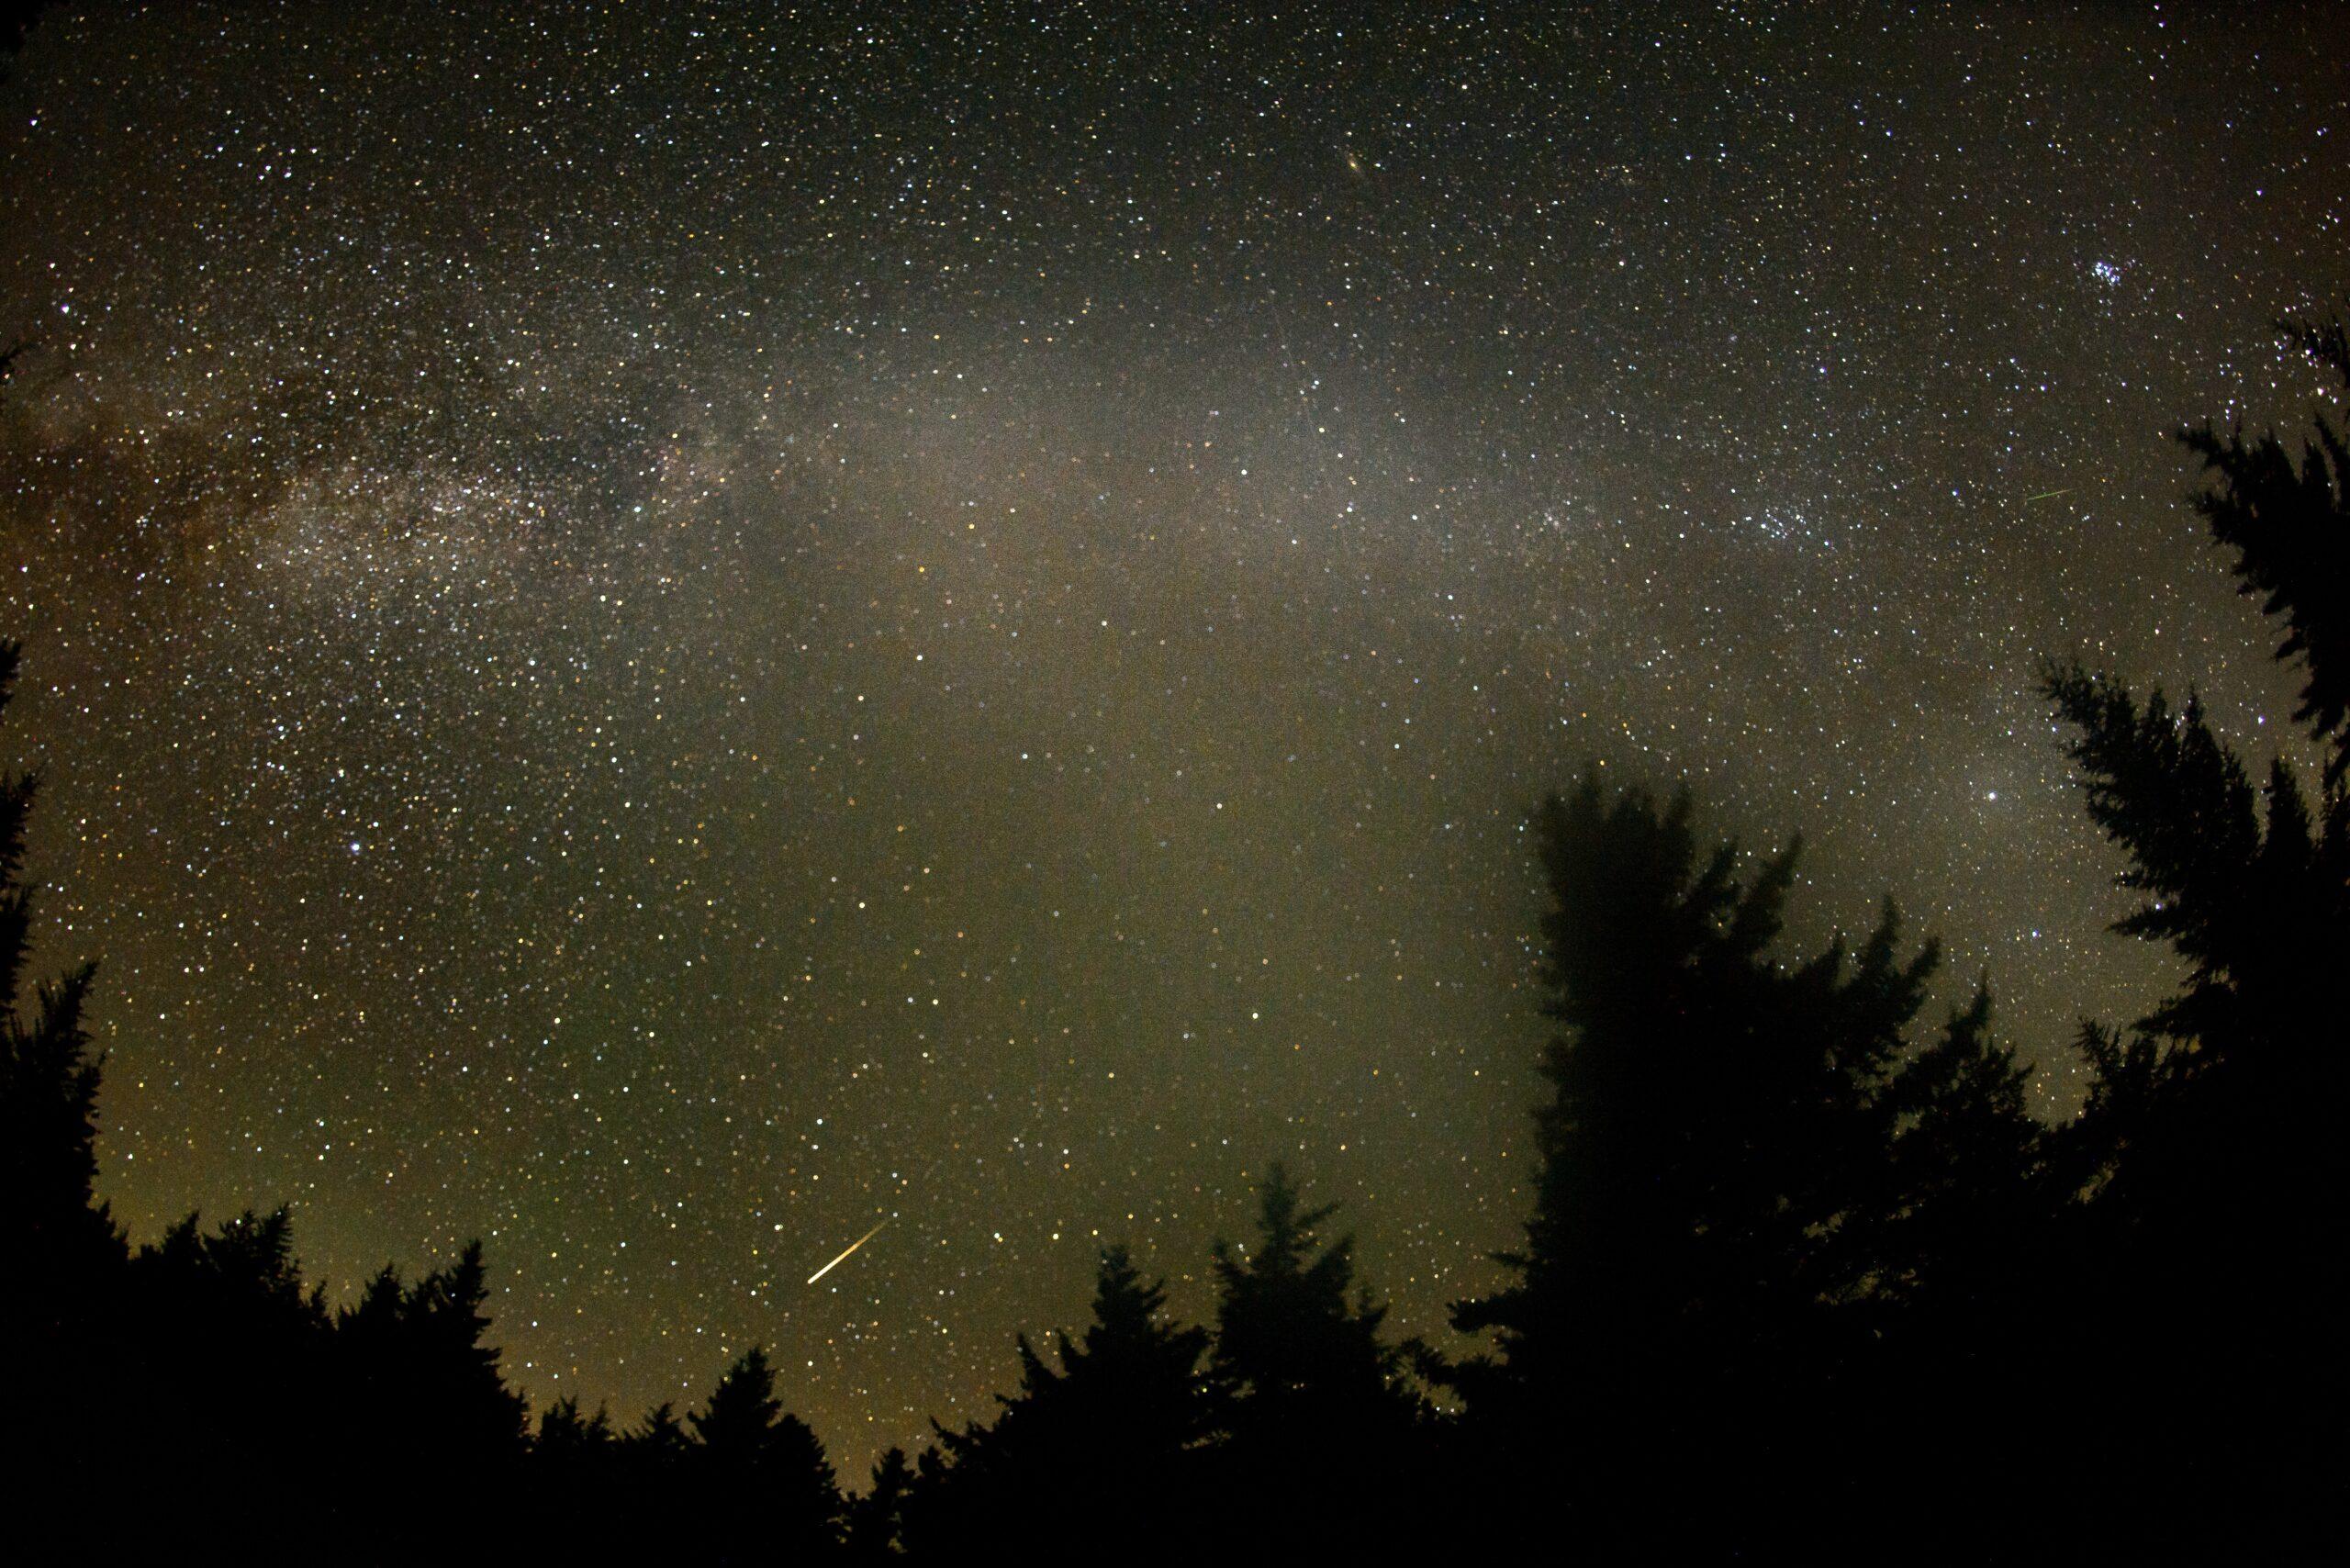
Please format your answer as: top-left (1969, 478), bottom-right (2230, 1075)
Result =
top-left (690, 1346), bottom-right (844, 1562)
top-left (409, 1240), bottom-right (532, 1464)
top-left (0, 2), bottom-right (53, 64)
top-left (532, 1394), bottom-right (621, 1543)
top-left (538, 1393), bottom-right (620, 1458)
top-left (2041, 316), bottom-right (2350, 1554)
top-left (2181, 316), bottom-right (2350, 785)
top-left (0, 640), bottom-right (121, 1325)
top-left (317, 1242), bottom-right (528, 1546)
top-left (628, 1398), bottom-right (694, 1465)
top-left (903, 1244), bottom-right (1211, 1559)
top-left (1205, 1164), bottom-right (1427, 1554)
top-left (0, 638), bottom-right (130, 1526)
top-left (595, 1398), bottom-right (694, 1554)
top-left (1869, 985), bottom-right (2048, 1320)
top-left (1440, 779), bottom-right (2038, 1554)
top-left (1210, 1167), bottom-right (1406, 1431)
top-left (845, 1445), bottom-right (912, 1562)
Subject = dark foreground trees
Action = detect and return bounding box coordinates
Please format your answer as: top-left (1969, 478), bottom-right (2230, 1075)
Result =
top-left (1432, 318), bottom-right (2349, 1557)
top-left (0, 633), bottom-right (845, 1560)
top-left (898, 1168), bottom-right (1441, 1561)
top-left (5, 318), bottom-right (2344, 1562)
top-left (903, 1244), bottom-right (1210, 1556)
top-left (690, 1347), bottom-right (845, 1562)
top-left (1199, 1165), bottom-right (1436, 1554)
top-left (2034, 316), bottom-right (2350, 1556)
top-left (0, 641), bottom-right (118, 1369)
top-left (1441, 775), bottom-right (2046, 1558)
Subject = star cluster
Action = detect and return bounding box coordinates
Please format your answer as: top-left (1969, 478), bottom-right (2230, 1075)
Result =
top-left (3, 2), bottom-right (2343, 1463)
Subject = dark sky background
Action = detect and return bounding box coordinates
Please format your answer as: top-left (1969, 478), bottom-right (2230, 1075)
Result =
top-left (2, 2), bottom-right (2343, 1465)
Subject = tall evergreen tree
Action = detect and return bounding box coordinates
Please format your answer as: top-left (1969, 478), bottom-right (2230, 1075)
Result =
top-left (320, 1241), bottom-right (529, 1548)
top-left (2180, 316), bottom-right (2350, 785)
top-left (1210, 1167), bottom-right (1409, 1436)
top-left (2040, 316), bottom-right (2350, 1552)
top-left (0, 640), bottom-right (123, 1350)
top-left (845, 1446), bottom-right (912, 1563)
top-left (0, 1), bottom-right (54, 64)
top-left (1045, 1244), bottom-right (1212, 1469)
top-left (407, 1240), bottom-right (532, 1465)
top-left (537, 1394), bottom-right (618, 1454)
top-left (689, 1347), bottom-right (843, 1562)
top-left (1205, 1165), bottom-right (1428, 1553)
top-left (628, 1399), bottom-right (694, 1466)
top-left (0, 638), bottom-right (130, 1541)
top-left (599, 1399), bottom-right (696, 1555)
top-left (532, 1396), bottom-right (619, 1509)
top-left (119, 1209), bottom-right (336, 1525)
top-left (1451, 786), bottom-right (1896, 1390)
top-left (1442, 779), bottom-right (2037, 1553)
top-left (903, 1245), bottom-right (1210, 1559)
top-left (1870, 986), bottom-right (2048, 1320)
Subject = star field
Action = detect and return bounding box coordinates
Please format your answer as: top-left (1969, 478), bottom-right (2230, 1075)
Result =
top-left (2, 2), bottom-right (2344, 1465)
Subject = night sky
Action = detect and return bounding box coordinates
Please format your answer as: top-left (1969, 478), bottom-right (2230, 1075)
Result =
top-left (2, 3), bottom-right (2343, 1465)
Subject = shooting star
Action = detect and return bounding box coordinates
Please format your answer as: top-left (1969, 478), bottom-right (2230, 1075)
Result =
top-left (2024, 488), bottom-right (2073, 502)
top-left (806, 1215), bottom-right (893, 1285)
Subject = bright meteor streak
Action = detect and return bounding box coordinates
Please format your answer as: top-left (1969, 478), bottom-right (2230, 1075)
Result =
top-left (806, 1215), bottom-right (893, 1284)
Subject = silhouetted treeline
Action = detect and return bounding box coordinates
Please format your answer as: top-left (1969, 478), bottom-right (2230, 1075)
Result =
top-left (5, 322), bottom-right (2344, 1562)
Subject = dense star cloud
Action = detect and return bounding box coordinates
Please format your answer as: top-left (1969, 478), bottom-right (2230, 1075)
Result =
top-left (1, 3), bottom-right (2342, 1464)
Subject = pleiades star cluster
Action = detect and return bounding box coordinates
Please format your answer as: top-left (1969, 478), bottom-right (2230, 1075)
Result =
top-left (2, 2), bottom-right (2342, 1465)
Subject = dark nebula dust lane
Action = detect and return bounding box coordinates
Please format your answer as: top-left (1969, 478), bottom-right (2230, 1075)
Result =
top-left (1, 2), bottom-right (2342, 1463)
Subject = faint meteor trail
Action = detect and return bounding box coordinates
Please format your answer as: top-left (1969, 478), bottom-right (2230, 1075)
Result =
top-left (806, 1215), bottom-right (894, 1284)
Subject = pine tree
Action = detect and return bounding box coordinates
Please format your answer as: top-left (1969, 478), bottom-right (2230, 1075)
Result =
top-left (0, 3), bottom-right (56, 67)
top-left (0, 637), bottom-right (129, 1535)
top-left (627, 1399), bottom-right (693, 1466)
top-left (0, 640), bottom-right (124, 1348)
top-left (118, 1208), bottom-right (336, 1529)
top-left (689, 1347), bottom-right (843, 1562)
top-left (1450, 785), bottom-right (1901, 1388)
top-left (2039, 316), bottom-right (2350, 1552)
top-left (1210, 1167), bottom-right (1406, 1433)
top-left (1851, 986), bottom-right (2056, 1556)
top-left (2179, 316), bottom-right (2350, 785)
top-left (601, 1400), bottom-right (695, 1554)
top-left (1444, 779), bottom-right (1973, 1552)
top-left (319, 1242), bottom-right (528, 1539)
top-left (1205, 1165), bottom-right (1427, 1552)
top-left (1871, 986), bottom-right (2047, 1319)
top-left (904, 1245), bottom-right (1211, 1559)
top-left (1060, 1245), bottom-right (1212, 1462)
top-left (406, 1240), bottom-right (531, 1465)
top-left (845, 1446), bottom-right (912, 1563)
top-left (532, 1395), bottom-right (621, 1547)
top-left (535, 1394), bottom-right (619, 1474)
